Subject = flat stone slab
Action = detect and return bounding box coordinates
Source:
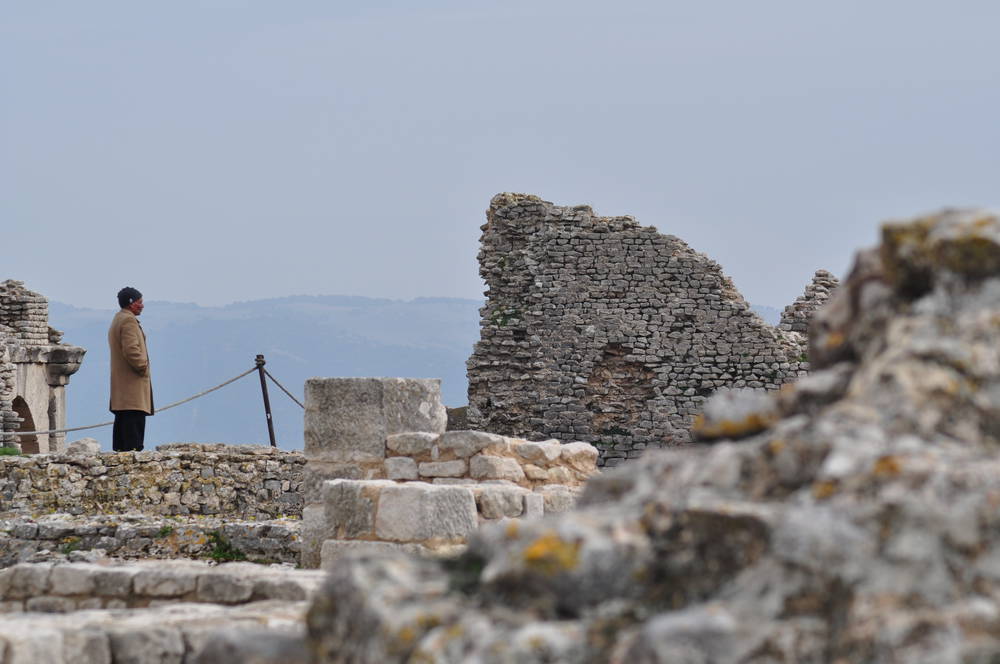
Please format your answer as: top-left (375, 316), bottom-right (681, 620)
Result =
top-left (0, 599), bottom-right (309, 663)
top-left (0, 560), bottom-right (325, 613)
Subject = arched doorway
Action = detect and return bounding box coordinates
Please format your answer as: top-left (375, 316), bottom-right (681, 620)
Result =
top-left (12, 396), bottom-right (38, 454)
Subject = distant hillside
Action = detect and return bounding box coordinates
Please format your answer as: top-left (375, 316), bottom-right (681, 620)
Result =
top-left (52, 296), bottom-right (782, 451)
top-left (50, 296), bottom-right (483, 451)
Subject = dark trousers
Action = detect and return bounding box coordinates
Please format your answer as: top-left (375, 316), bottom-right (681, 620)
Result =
top-left (112, 410), bottom-right (146, 451)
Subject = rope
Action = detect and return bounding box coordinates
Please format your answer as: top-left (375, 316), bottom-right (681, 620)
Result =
top-left (264, 369), bottom-right (305, 409)
top-left (4, 366), bottom-right (259, 438)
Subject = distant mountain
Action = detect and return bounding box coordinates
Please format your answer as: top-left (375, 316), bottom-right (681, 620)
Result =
top-left (50, 296), bottom-right (483, 451)
top-left (52, 296), bottom-right (784, 452)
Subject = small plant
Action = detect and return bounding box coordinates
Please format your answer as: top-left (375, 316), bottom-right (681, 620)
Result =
top-left (602, 425), bottom-right (631, 437)
top-left (60, 537), bottom-right (81, 555)
top-left (157, 525), bottom-right (174, 538)
top-left (0, 447), bottom-right (21, 456)
top-left (207, 530), bottom-right (246, 562)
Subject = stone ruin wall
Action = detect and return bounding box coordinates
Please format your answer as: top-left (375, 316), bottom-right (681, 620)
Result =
top-left (467, 193), bottom-right (839, 466)
top-left (0, 280), bottom-right (85, 452)
top-left (0, 444), bottom-right (304, 520)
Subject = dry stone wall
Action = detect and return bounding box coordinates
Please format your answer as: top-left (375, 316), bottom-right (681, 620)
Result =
top-left (0, 444), bottom-right (304, 519)
top-left (468, 193), bottom-right (832, 465)
top-left (0, 515), bottom-right (303, 566)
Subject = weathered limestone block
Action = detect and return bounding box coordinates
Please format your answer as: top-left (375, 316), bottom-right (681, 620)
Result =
top-left (514, 440), bottom-right (562, 464)
top-left (66, 438), bottom-right (100, 456)
top-left (436, 431), bottom-right (504, 459)
top-left (386, 432), bottom-right (437, 456)
top-left (374, 483), bottom-right (478, 542)
top-left (304, 378), bottom-right (446, 463)
top-left (470, 455), bottom-right (526, 482)
top-left (418, 460), bottom-right (467, 478)
top-left (475, 486), bottom-right (526, 519)
top-left (385, 457), bottom-right (418, 480)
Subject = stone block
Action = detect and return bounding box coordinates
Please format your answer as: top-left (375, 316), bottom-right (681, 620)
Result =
top-left (324, 479), bottom-right (395, 540)
top-left (374, 483), bottom-right (478, 542)
top-left (5, 563), bottom-right (52, 599)
top-left (93, 567), bottom-right (139, 598)
top-left (0, 626), bottom-right (65, 664)
top-left (476, 487), bottom-right (526, 519)
top-left (66, 437), bottom-right (101, 456)
top-left (418, 460), bottom-right (467, 478)
top-left (191, 628), bottom-right (309, 664)
top-left (196, 573), bottom-right (254, 604)
top-left (523, 493), bottom-right (544, 519)
top-left (49, 564), bottom-right (97, 595)
top-left (385, 432), bottom-right (437, 456)
top-left (515, 440), bottom-right (563, 464)
top-left (436, 431), bottom-right (505, 458)
top-left (559, 442), bottom-right (599, 472)
top-left (382, 378), bottom-right (448, 436)
top-left (304, 378), bottom-right (389, 463)
top-left (302, 461), bottom-right (366, 504)
top-left (24, 596), bottom-right (75, 613)
top-left (62, 628), bottom-right (111, 664)
top-left (523, 464), bottom-right (550, 481)
top-left (385, 457), bottom-right (418, 480)
top-left (305, 378), bottom-right (445, 463)
top-left (133, 569), bottom-right (198, 598)
top-left (108, 627), bottom-right (185, 664)
top-left (470, 455), bottom-right (526, 482)
top-left (299, 504), bottom-right (326, 570)
top-left (537, 486), bottom-right (578, 514)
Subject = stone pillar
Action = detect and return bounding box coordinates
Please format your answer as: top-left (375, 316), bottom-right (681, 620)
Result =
top-left (300, 378), bottom-right (447, 568)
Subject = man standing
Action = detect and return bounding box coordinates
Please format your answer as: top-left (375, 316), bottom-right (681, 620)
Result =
top-left (108, 286), bottom-right (153, 451)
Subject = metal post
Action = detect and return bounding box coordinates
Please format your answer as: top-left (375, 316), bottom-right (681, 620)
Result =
top-left (255, 354), bottom-right (277, 447)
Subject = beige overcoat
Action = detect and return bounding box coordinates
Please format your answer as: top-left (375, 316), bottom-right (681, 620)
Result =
top-left (108, 309), bottom-right (154, 414)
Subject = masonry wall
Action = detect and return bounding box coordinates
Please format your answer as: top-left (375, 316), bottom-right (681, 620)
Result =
top-left (0, 444), bottom-right (304, 519)
top-left (467, 193), bottom-right (834, 466)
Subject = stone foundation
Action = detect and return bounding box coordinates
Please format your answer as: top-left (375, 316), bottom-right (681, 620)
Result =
top-left (0, 443), bottom-right (305, 519)
top-left (0, 514), bottom-right (302, 566)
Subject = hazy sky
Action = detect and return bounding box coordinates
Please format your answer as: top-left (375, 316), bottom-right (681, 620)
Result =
top-left (4, 1), bottom-right (999, 310)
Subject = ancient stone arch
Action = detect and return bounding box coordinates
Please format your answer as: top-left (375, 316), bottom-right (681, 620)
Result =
top-left (10, 396), bottom-right (37, 454)
top-left (0, 280), bottom-right (85, 453)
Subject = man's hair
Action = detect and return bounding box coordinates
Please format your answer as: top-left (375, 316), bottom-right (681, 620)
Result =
top-left (117, 287), bottom-right (143, 309)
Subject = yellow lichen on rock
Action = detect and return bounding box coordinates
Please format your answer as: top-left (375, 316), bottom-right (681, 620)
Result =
top-left (522, 531), bottom-right (581, 575)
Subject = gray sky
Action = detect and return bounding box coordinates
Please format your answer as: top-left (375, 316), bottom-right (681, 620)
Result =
top-left (4, 1), bottom-right (999, 310)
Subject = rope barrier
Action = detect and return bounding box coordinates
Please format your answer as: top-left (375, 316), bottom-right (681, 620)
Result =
top-left (264, 369), bottom-right (305, 409)
top-left (5, 366), bottom-right (259, 438)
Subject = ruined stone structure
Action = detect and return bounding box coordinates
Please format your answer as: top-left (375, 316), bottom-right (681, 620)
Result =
top-left (468, 193), bottom-right (837, 465)
top-left (301, 377), bottom-right (597, 569)
top-left (0, 280), bottom-right (85, 453)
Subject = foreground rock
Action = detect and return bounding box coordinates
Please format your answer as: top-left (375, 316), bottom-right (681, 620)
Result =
top-left (304, 209), bottom-right (1000, 662)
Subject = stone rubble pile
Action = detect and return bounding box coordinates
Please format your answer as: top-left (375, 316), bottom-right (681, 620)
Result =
top-left (301, 378), bottom-right (599, 569)
top-left (298, 208), bottom-right (1000, 662)
top-left (467, 193), bottom-right (829, 465)
top-left (0, 514), bottom-right (302, 566)
top-left (0, 443), bottom-right (305, 519)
